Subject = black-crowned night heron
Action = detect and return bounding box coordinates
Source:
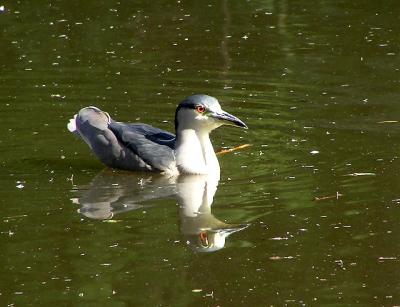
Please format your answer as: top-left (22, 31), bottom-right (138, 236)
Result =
top-left (68, 94), bottom-right (247, 175)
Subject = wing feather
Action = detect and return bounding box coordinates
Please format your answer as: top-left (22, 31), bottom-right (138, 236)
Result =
top-left (108, 121), bottom-right (176, 172)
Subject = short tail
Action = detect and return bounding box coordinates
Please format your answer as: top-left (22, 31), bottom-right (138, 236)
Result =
top-left (67, 114), bottom-right (77, 132)
top-left (67, 106), bottom-right (110, 136)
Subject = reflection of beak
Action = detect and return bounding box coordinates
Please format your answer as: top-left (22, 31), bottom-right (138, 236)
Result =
top-left (210, 110), bottom-right (248, 129)
top-left (220, 223), bottom-right (250, 235)
top-left (196, 223), bottom-right (250, 251)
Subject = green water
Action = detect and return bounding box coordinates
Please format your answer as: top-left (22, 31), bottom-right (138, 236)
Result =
top-left (1, 0), bottom-right (400, 305)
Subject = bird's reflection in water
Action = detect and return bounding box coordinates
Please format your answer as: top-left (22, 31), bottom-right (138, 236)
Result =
top-left (176, 175), bottom-right (248, 252)
top-left (71, 170), bottom-right (248, 252)
top-left (71, 170), bottom-right (176, 220)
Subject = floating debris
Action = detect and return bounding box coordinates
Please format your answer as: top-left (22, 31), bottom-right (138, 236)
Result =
top-left (345, 173), bottom-right (376, 177)
top-left (378, 257), bottom-right (397, 261)
top-left (314, 192), bottom-right (342, 201)
top-left (3, 214), bottom-right (27, 219)
top-left (269, 256), bottom-right (294, 260)
top-left (192, 289), bottom-right (202, 293)
top-left (217, 144), bottom-right (252, 155)
top-left (269, 237), bottom-right (289, 241)
top-left (377, 120), bottom-right (398, 124)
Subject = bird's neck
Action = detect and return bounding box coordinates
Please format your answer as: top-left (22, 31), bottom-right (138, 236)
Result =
top-left (175, 129), bottom-right (220, 176)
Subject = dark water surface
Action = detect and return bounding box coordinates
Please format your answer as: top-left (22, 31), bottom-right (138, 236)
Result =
top-left (1, 0), bottom-right (400, 305)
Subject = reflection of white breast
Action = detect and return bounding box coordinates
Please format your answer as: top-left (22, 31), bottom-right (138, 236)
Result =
top-left (177, 173), bottom-right (249, 252)
top-left (176, 174), bottom-right (219, 217)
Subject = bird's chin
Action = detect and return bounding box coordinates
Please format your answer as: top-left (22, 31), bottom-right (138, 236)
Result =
top-left (195, 120), bottom-right (223, 132)
top-left (210, 122), bottom-right (225, 131)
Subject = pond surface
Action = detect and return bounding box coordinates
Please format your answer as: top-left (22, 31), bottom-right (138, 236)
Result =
top-left (1, 0), bottom-right (400, 305)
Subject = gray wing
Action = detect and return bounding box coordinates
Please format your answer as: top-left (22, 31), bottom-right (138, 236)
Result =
top-left (108, 121), bottom-right (176, 172)
top-left (74, 107), bottom-right (175, 172)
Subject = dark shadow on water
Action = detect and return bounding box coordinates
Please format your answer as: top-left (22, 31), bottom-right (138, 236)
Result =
top-left (70, 169), bottom-right (249, 252)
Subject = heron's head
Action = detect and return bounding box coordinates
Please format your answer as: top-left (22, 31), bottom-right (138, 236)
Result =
top-left (185, 224), bottom-right (249, 253)
top-left (175, 94), bottom-right (247, 133)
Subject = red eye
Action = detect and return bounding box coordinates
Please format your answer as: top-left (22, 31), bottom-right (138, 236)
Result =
top-left (196, 105), bottom-right (206, 113)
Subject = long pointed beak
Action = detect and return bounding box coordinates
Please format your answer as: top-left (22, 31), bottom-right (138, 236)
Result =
top-left (210, 110), bottom-right (248, 129)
